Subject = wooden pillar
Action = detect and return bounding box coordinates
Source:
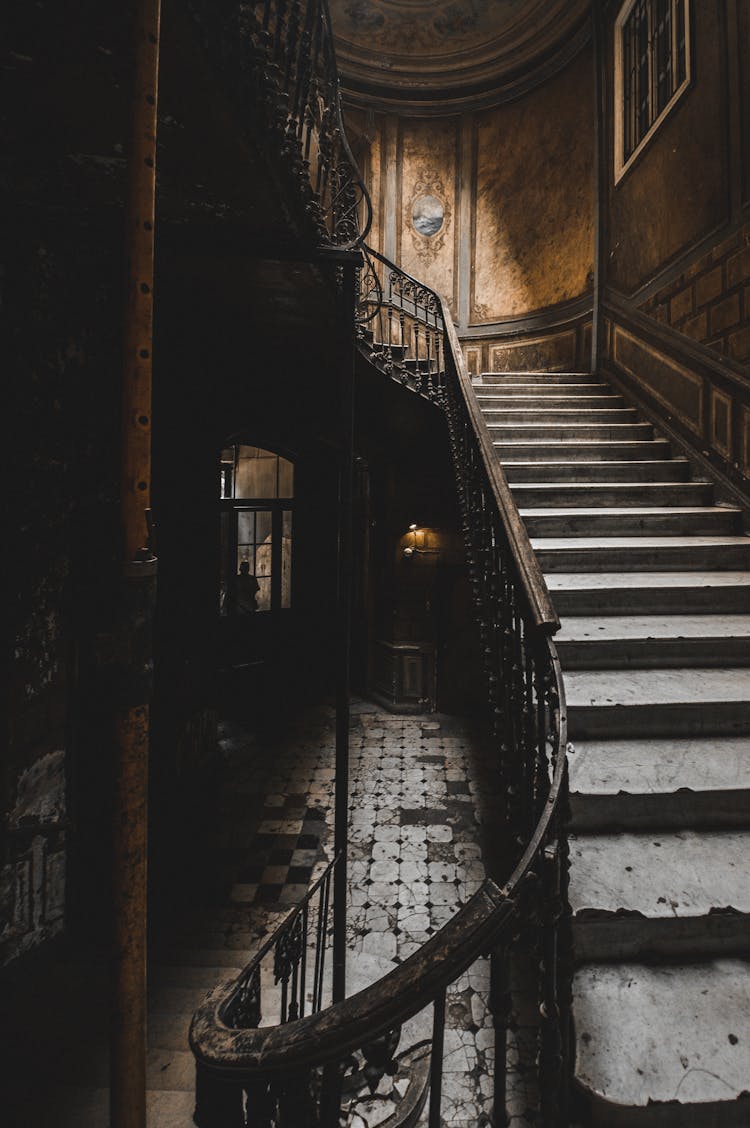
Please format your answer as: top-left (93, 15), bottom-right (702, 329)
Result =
top-left (111, 2), bottom-right (161, 1126)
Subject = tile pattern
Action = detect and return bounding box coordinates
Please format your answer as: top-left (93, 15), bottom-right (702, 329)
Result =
top-left (15, 701), bottom-right (537, 1127)
top-left (201, 704), bottom-right (508, 1127)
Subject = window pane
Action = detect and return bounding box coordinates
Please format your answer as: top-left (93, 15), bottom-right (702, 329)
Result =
top-left (255, 509), bottom-right (273, 543)
top-left (235, 446), bottom-right (278, 499)
top-left (237, 510), bottom-right (255, 546)
top-left (256, 577), bottom-right (272, 612)
top-left (282, 510), bottom-right (293, 609)
top-left (219, 510), bottom-right (232, 615)
top-left (278, 456), bottom-right (294, 498)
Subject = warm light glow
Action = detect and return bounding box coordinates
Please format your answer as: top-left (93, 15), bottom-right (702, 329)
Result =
top-left (408, 523), bottom-right (418, 531)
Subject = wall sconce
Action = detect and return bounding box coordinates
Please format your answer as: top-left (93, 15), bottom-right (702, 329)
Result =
top-left (403, 523), bottom-right (440, 559)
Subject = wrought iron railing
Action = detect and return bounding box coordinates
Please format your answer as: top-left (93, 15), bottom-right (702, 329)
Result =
top-left (189, 249), bottom-right (572, 1126)
top-left (218, 853), bottom-right (338, 1035)
top-left (188, 0), bottom-right (372, 248)
top-left (357, 247), bottom-right (446, 404)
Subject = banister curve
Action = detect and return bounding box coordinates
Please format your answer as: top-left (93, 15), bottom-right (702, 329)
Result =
top-left (189, 652), bottom-right (567, 1077)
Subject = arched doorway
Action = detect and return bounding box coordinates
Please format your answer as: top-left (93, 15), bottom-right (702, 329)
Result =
top-left (219, 442), bottom-right (295, 616)
top-left (218, 443), bottom-right (296, 684)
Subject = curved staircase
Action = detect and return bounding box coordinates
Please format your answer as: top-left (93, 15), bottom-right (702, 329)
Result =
top-left (477, 369), bottom-right (750, 1126)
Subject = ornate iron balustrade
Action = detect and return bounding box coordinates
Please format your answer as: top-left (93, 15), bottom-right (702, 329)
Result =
top-left (190, 251), bottom-right (573, 1126)
top-left (218, 853), bottom-right (338, 1037)
top-left (357, 247), bottom-right (446, 404)
top-left (188, 0), bottom-right (372, 249)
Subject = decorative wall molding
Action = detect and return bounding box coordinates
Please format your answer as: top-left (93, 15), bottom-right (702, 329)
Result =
top-left (336, 4), bottom-right (591, 115)
top-left (602, 293), bottom-right (750, 505)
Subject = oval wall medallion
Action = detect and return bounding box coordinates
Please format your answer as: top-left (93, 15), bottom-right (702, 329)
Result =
top-left (412, 194), bottom-right (444, 237)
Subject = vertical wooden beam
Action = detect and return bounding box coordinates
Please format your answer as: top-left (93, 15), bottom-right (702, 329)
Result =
top-left (111, 2), bottom-right (161, 1127)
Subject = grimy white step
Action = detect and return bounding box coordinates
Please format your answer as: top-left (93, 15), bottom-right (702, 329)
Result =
top-left (522, 506), bottom-right (741, 538)
top-left (474, 371), bottom-right (593, 385)
top-left (476, 394), bottom-right (626, 409)
top-left (481, 407), bottom-right (639, 424)
top-left (548, 571), bottom-right (750, 615)
top-left (487, 422), bottom-right (654, 441)
top-left (501, 458), bottom-right (691, 483)
top-left (510, 481), bottom-right (713, 508)
top-left (565, 667), bottom-right (750, 738)
top-left (573, 959), bottom-right (750, 1127)
top-left (568, 736), bottom-right (750, 830)
top-left (487, 367), bottom-right (750, 1127)
top-left (569, 830), bottom-right (750, 959)
top-left (556, 613), bottom-right (750, 669)
top-left (533, 534), bottom-right (750, 572)
top-left (494, 439), bottom-right (671, 462)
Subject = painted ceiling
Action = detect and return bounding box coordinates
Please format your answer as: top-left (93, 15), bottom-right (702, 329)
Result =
top-left (330, 0), bottom-right (592, 110)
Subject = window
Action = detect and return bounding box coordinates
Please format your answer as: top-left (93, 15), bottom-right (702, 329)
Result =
top-left (219, 444), bottom-right (294, 615)
top-left (614, 0), bottom-right (690, 182)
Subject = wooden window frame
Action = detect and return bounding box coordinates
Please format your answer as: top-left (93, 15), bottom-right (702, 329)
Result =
top-left (614, 0), bottom-right (692, 184)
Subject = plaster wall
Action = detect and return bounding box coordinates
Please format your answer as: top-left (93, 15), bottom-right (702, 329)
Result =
top-left (349, 45), bottom-right (595, 333)
top-left (605, 1), bottom-right (728, 295)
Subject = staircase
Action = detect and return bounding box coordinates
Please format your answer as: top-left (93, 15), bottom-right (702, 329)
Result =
top-left (476, 370), bottom-right (750, 1126)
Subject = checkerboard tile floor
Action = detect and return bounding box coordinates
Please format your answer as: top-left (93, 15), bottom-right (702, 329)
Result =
top-left (152, 701), bottom-right (534, 1126)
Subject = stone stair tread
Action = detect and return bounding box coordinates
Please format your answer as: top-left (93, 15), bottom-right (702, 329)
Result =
top-left (573, 959), bottom-right (750, 1116)
top-left (512, 481), bottom-right (709, 490)
top-left (547, 571), bottom-right (750, 591)
top-left (480, 410), bottom-right (631, 419)
top-left (522, 505), bottom-right (737, 517)
top-left (569, 736), bottom-right (750, 797)
top-left (557, 613), bottom-right (750, 642)
top-left (476, 371), bottom-right (591, 378)
top-left (533, 535), bottom-right (750, 550)
top-left (568, 829), bottom-right (750, 921)
top-left (476, 394), bottom-right (622, 402)
top-left (488, 423), bottom-right (651, 433)
top-left (502, 458), bottom-right (686, 468)
top-left (565, 667), bottom-right (750, 708)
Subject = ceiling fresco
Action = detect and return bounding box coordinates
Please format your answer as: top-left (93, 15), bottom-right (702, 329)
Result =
top-left (330, 0), bottom-right (592, 110)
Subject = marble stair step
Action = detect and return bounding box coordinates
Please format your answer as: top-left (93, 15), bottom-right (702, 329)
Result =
top-left (488, 421), bottom-right (654, 441)
top-left (502, 458), bottom-right (690, 483)
top-left (573, 959), bottom-right (750, 1127)
top-left (481, 407), bottom-right (639, 424)
top-left (511, 480), bottom-right (712, 508)
top-left (569, 830), bottom-right (750, 959)
top-left (565, 667), bottom-right (750, 738)
top-left (494, 439), bottom-right (671, 461)
top-left (475, 393), bottom-right (625, 408)
top-left (547, 571), bottom-right (750, 615)
top-left (474, 371), bottom-right (596, 385)
top-left (522, 506), bottom-right (740, 538)
top-left (534, 535), bottom-right (750, 572)
top-left (568, 736), bottom-right (750, 830)
top-left (555, 613), bottom-right (750, 668)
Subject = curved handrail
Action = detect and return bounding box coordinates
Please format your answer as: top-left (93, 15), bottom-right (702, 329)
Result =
top-left (359, 244), bottom-right (559, 633)
top-left (190, 246), bottom-right (572, 1124)
top-left (318, 0), bottom-right (372, 249)
top-left (190, 660), bottom-right (567, 1075)
top-left (187, 0), bottom-right (372, 249)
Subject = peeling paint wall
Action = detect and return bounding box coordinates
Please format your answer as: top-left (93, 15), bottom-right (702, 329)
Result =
top-left (1, 753), bottom-right (67, 962)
